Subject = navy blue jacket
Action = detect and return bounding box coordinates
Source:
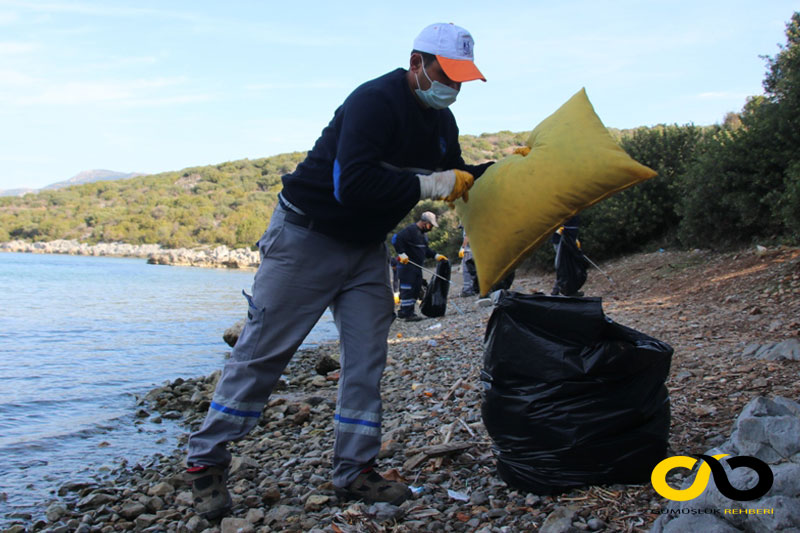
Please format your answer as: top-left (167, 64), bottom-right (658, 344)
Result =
top-left (392, 223), bottom-right (436, 267)
top-left (281, 68), bottom-right (491, 244)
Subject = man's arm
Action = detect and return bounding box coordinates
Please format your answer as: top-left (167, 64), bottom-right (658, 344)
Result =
top-left (392, 227), bottom-right (409, 256)
top-left (332, 89), bottom-right (420, 210)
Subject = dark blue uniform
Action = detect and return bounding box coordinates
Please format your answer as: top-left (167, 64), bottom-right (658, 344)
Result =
top-left (282, 68), bottom-right (491, 243)
top-left (392, 223), bottom-right (436, 317)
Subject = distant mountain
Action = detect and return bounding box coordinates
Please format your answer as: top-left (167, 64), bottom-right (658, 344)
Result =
top-left (0, 169), bottom-right (144, 197)
top-left (43, 169), bottom-right (145, 190)
top-left (0, 188), bottom-right (37, 197)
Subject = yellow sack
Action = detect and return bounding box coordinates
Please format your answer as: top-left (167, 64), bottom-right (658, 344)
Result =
top-left (456, 88), bottom-right (657, 295)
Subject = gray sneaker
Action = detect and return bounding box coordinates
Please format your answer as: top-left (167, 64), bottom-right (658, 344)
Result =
top-left (185, 465), bottom-right (232, 520)
top-left (335, 468), bottom-right (412, 505)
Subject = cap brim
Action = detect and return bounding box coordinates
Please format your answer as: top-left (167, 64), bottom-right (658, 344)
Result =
top-left (436, 55), bottom-right (486, 82)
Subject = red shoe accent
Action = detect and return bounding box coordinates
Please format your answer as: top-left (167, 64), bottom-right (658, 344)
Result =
top-left (187, 465), bottom-right (209, 474)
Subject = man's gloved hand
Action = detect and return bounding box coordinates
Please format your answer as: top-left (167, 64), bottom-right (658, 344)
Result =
top-left (513, 146), bottom-right (531, 156)
top-left (458, 247), bottom-right (465, 258)
top-left (418, 169), bottom-right (474, 204)
top-left (397, 253), bottom-right (409, 264)
top-left (435, 254), bottom-right (447, 262)
top-left (444, 170), bottom-right (474, 204)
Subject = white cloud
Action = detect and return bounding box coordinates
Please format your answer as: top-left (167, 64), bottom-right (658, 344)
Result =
top-left (245, 81), bottom-right (348, 91)
top-left (696, 91), bottom-right (755, 101)
top-left (0, 11), bottom-right (19, 24)
top-left (0, 69), bottom-right (33, 85)
top-left (13, 77), bottom-right (208, 106)
top-left (0, 1), bottom-right (196, 21)
top-left (0, 41), bottom-right (38, 54)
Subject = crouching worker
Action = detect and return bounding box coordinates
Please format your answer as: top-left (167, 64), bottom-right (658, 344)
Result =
top-left (393, 211), bottom-right (448, 321)
top-left (184, 22), bottom-right (492, 519)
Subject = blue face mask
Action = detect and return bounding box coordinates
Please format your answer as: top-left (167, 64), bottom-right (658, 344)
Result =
top-left (414, 63), bottom-right (459, 109)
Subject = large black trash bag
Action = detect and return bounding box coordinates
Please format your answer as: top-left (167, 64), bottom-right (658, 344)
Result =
top-left (553, 231), bottom-right (588, 296)
top-left (481, 292), bottom-right (672, 494)
top-left (420, 260), bottom-right (451, 318)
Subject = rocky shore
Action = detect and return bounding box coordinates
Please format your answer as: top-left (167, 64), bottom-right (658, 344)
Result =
top-left (0, 240), bottom-right (259, 270)
top-left (3, 246), bottom-right (799, 533)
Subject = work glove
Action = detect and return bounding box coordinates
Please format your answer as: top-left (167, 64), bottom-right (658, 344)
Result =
top-left (397, 253), bottom-right (409, 264)
top-left (417, 169), bottom-right (474, 204)
top-left (458, 247), bottom-right (465, 258)
top-left (513, 146), bottom-right (531, 156)
top-left (435, 254), bottom-right (447, 262)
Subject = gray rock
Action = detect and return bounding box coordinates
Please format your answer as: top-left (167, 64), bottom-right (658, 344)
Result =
top-left (134, 513), bottom-right (158, 528)
top-left (220, 517), bottom-right (255, 533)
top-left (540, 506), bottom-right (579, 533)
top-left (651, 396), bottom-right (800, 533)
top-left (488, 507), bottom-right (508, 519)
top-left (747, 495), bottom-right (800, 531)
top-left (741, 339), bottom-right (800, 361)
top-left (587, 518), bottom-right (606, 530)
top-left (147, 481), bottom-right (174, 497)
top-left (45, 503), bottom-right (68, 522)
top-left (245, 508), bottom-right (265, 524)
top-left (185, 515), bottom-right (208, 532)
top-left (304, 494), bottom-right (330, 512)
top-left (731, 397), bottom-right (800, 462)
top-left (264, 505), bottom-right (300, 525)
top-left (229, 454), bottom-right (259, 475)
top-left (469, 490), bottom-right (489, 506)
top-left (315, 354), bottom-right (340, 375)
top-left (223, 319), bottom-right (245, 347)
top-left (77, 492), bottom-right (115, 509)
top-left (660, 513), bottom-right (742, 533)
top-left (118, 502), bottom-right (146, 520)
top-left (366, 502), bottom-right (403, 523)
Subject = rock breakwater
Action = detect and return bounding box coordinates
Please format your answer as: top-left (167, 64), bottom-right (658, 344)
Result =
top-left (0, 240), bottom-right (259, 270)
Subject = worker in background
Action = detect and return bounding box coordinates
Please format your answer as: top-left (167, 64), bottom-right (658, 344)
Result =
top-left (459, 228), bottom-right (478, 297)
top-left (393, 211), bottom-right (448, 321)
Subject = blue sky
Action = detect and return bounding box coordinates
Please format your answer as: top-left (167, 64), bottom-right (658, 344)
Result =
top-left (0, 1), bottom-right (796, 191)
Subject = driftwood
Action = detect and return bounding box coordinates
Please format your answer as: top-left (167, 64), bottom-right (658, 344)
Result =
top-left (403, 441), bottom-right (474, 471)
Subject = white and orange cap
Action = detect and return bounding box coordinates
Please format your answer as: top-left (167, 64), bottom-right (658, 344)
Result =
top-left (413, 23), bottom-right (486, 82)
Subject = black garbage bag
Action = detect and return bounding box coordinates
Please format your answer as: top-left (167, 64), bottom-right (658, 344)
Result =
top-left (553, 231), bottom-right (588, 296)
top-left (481, 292), bottom-right (672, 494)
top-left (420, 260), bottom-right (451, 318)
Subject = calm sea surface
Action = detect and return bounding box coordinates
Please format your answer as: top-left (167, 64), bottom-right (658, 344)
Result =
top-left (0, 252), bottom-right (336, 525)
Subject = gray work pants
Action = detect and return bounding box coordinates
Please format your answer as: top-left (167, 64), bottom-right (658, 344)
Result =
top-left (186, 206), bottom-right (395, 487)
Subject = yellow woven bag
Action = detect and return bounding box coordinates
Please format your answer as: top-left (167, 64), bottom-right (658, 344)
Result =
top-left (456, 88), bottom-right (657, 295)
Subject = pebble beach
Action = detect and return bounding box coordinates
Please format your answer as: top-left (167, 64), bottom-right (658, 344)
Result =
top-left (4, 246), bottom-right (799, 533)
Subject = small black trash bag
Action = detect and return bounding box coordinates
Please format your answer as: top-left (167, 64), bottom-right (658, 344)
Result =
top-left (420, 260), bottom-right (451, 318)
top-left (553, 231), bottom-right (588, 296)
top-left (481, 292), bottom-right (672, 494)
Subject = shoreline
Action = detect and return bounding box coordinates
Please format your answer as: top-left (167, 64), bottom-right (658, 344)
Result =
top-left (3, 246), bottom-right (799, 532)
top-left (0, 239), bottom-right (259, 270)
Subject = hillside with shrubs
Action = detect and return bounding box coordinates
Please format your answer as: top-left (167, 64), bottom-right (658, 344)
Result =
top-left (1, 12), bottom-right (798, 265)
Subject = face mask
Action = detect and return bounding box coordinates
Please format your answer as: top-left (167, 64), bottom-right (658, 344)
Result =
top-left (414, 63), bottom-right (459, 109)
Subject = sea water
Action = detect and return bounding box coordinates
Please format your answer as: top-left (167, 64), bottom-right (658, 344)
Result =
top-left (0, 252), bottom-right (337, 524)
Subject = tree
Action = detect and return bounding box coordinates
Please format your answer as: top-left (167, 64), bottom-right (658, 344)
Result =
top-left (678, 11), bottom-right (800, 246)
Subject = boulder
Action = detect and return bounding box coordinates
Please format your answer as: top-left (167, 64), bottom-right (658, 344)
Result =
top-left (741, 339), bottom-right (800, 361)
top-left (650, 396), bottom-right (800, 532)
top-left (223, 319), bottom-right (245, 347)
